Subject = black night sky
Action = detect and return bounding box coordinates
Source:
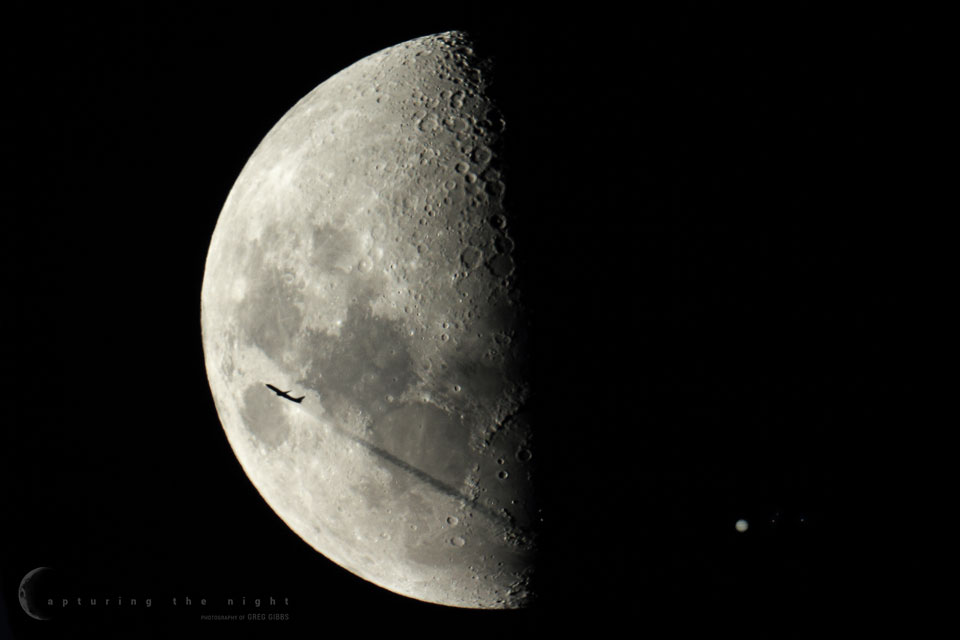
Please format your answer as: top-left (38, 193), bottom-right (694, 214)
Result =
top-left (2, 5), bottom-right (927, 639)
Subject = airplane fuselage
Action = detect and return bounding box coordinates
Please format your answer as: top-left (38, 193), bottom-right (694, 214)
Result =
top-left (265, 384), bottom-right (305, 403)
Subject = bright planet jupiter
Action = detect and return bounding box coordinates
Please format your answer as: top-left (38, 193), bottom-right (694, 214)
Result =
top-left (201, 32), bottom-right (537, 608)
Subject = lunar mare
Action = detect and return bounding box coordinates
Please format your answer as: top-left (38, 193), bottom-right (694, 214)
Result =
top-left (201, 32), bottom-right (536, 608)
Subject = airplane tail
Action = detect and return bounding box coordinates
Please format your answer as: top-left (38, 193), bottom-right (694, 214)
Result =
top-left (291, 396), bottom-right (305, 403)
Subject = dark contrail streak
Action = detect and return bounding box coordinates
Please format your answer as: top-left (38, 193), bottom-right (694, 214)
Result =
top-left (298, 400), bottom-right (523, 532)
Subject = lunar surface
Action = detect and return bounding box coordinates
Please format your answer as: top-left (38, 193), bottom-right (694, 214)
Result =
top-left (201, 32), bottom-right (536, 608)
top-left (19, 567), bottom-right (55, 620)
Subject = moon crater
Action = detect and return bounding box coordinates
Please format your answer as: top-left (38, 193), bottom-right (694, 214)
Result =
top-left (202, 32), bottom-right (536, 608)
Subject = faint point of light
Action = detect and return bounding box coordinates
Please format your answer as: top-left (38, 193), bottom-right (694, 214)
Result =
top-left (735, 519), bottom-right (749, 533)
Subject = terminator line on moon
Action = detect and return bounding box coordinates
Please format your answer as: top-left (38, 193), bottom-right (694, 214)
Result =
top-left (201, 32), bottom-right (537, 608)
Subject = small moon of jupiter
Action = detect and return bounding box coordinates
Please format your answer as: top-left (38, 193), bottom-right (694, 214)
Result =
top-left (735, 519), bottom-right (749, 533)
top-left (201, 31), bottom-right (536, 609)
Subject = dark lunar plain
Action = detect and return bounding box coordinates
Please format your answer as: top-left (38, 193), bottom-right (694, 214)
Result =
top-left (1, 4), bottom-right (929, 639)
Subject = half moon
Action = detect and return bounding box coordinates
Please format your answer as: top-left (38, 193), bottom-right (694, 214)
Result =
top-left (201, 31), bottom-right (537, 609)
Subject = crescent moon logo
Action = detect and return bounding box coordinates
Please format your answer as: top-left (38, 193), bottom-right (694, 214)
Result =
top-left (18, 566), bottom-right (56, 621)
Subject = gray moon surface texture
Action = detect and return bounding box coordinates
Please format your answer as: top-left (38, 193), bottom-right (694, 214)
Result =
top-left (19, 567), bottom-right (55, 620)
top-left (201, 32), bottom-right (537, 609)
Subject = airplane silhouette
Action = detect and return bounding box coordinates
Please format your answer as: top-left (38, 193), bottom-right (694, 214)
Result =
top-left (265, 384), bottom-right (305, 403)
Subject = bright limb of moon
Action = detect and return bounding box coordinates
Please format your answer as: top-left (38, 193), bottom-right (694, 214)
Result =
top-left (201, 32), bottom-right (536, 609)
